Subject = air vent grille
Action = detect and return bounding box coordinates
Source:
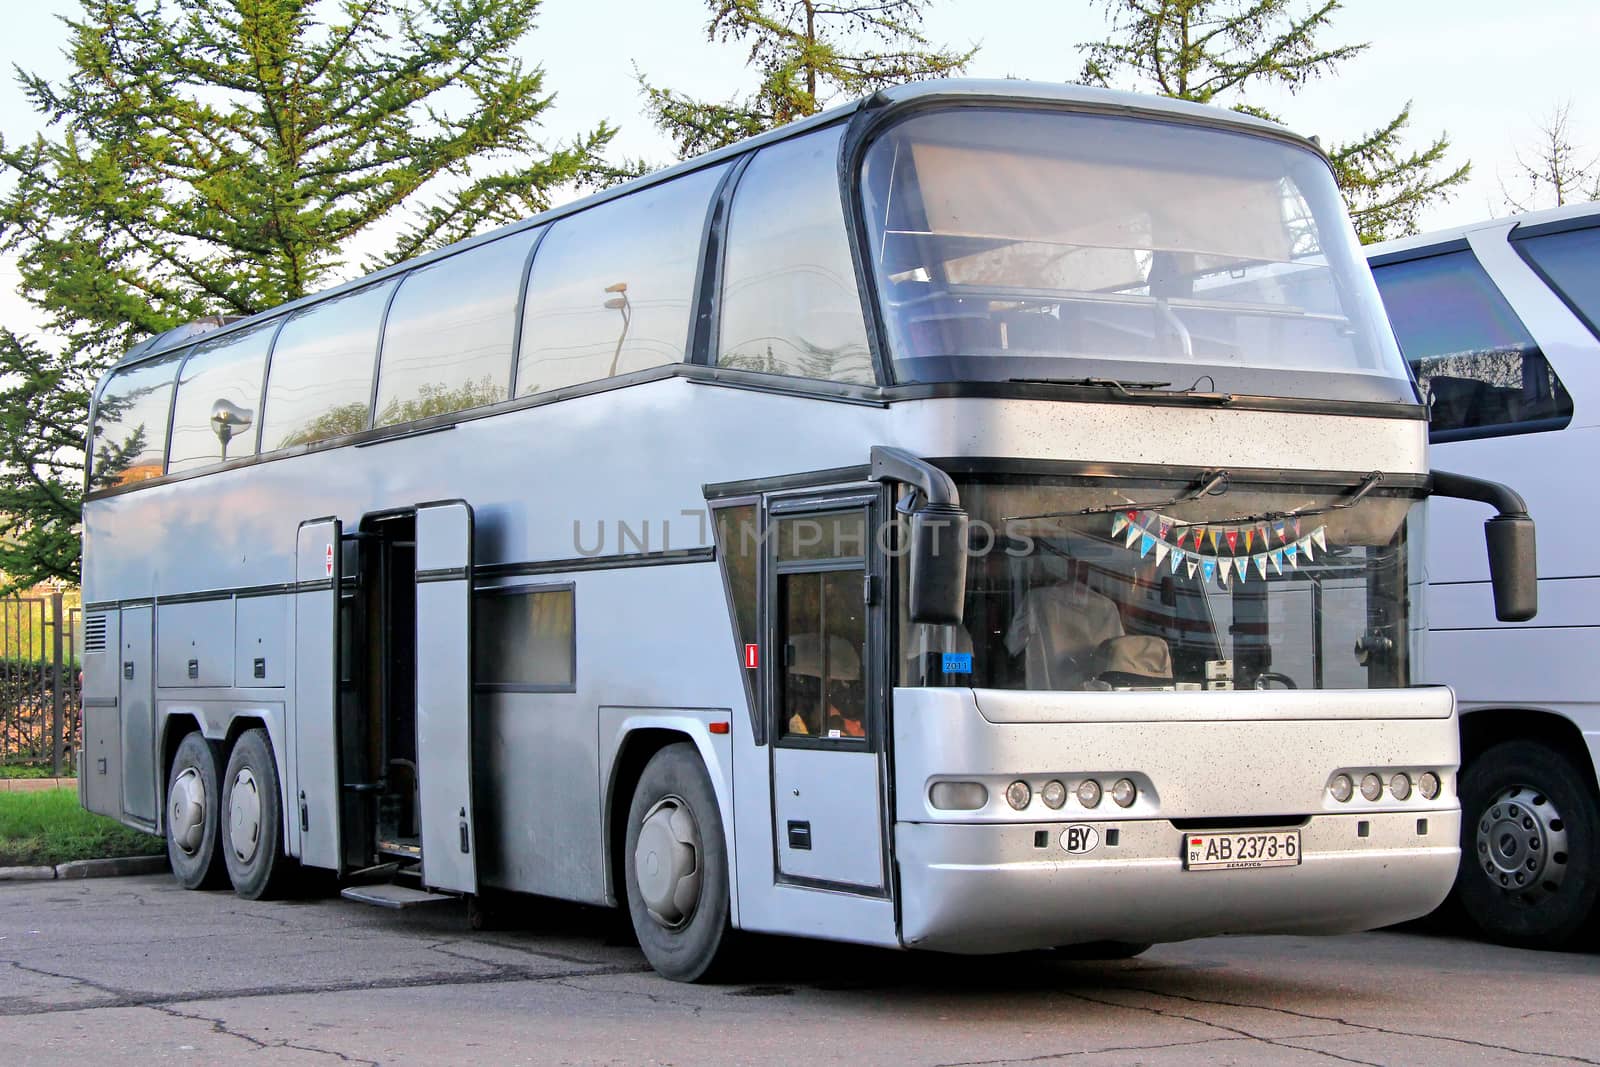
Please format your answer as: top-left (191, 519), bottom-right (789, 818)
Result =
top-left (83, 614), bottom-right (108, 654)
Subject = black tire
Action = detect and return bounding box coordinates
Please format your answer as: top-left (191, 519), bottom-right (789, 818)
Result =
top-left (622, 743), bottom-right (735, 982)
top-left (1052, 941), bottom-right (1153, 961)
top-left (165, 731), bottom-right (227, 889)
top-left (1456, 739), bottom-right (1600, 949)
top-left (220, 728), bottom-right (290, 900)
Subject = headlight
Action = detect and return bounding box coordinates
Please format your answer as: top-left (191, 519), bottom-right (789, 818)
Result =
top-left (1005, 780), bottom-right (1032, 811)
top-left (1389, 773), bottom-right (1412, 801)
top-left (1329, 773), bottom-right (1354, 803)
top-left (1360, 773), bottom-right (1383, 802)
top-left (1110, 778), bottom-right (1137, 808)
top-left (1418, 772), bottom-right (1441, 800)
top-left (1076, 779), bottom-right (1102, 808)
top-left (1041, 780), bottom-right (1067, 809)
top-left (929, 781), bottom-right (987, 810)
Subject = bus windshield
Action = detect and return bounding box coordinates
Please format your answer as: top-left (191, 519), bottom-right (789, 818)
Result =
top-left (900, 476), bottom-right (1416, 692)
top-left (859, 107), bottom-right (1415, 403)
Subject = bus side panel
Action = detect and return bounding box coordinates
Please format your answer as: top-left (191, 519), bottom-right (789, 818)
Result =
top-left (119, 606), bottom-right (156, 823)
top-left (80, 609), bottom-right (121, 818)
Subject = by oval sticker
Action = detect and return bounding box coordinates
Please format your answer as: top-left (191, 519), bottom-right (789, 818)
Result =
top-left (1061, 825), bottom-right (1100, 854)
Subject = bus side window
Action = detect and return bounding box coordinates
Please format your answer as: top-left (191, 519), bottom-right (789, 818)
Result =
top-left (516, 163), bottom-right (729, 397)
top-left (168, 319), bottom-right (276, 472)
top-left (473, 585), bottom-right (575, 691)
top-left (717, 127), bottom-right (875, 385)
top-left (1512, 221), bottom-right (1600, 343)
top-left (375, 229), bottom-right (538, 426)
top-left (261, 279), bottom-right (396, 450)
top-left (91, 351), bottom-right (184, 489)
top-left (1371, 248), bottom-right (1572, 441)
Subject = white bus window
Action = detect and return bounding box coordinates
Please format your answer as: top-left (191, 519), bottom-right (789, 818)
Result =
top-left (780, 570), bottom-right (867, 740)
top-left (1371, 249), bottom-right (1572, 440)
top-left (474, 585), bottom-right (575, 689)
top-left (517, 164), bottom-right (728, 397)
top-left (168, 320), bottom-right (276, 472)
top-left (262, 279), bottom-right (397, 450)
top-left (375, 230), bottom-right (538, 426)
top-left (1514, 222), bottom-right (1600, 342)
top-left (717, 129), bottom-right (874, 385)
top-left (91, 352), bottom-right (183, 489)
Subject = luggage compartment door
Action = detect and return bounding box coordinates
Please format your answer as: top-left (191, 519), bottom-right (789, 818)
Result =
top-left (414, 501), bottom-right (477, 894)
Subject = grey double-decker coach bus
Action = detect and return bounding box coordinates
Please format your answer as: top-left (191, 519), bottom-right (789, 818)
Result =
top-left (79, 80), bottom-right (1538, 981)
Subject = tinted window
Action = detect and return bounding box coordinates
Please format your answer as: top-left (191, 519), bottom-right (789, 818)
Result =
top-left (719, 129), bottom-right (873, 384)
top-left (473, 585), bottom-right (575, 689)
top-left (92, 352), bottom-right (183, 489)
top-left (375, 231), bottom-right (537, 426)
top-left (1514, 222), bottom-right (1600, 341)
top-left (516, 166), bottom-right (726, 396)
top-left (1371, 249), bottom-right (1571, 439)
top-left (262, 280), bottom-right (396, 449)
top-left (168, 321), bottom-right (275, 472)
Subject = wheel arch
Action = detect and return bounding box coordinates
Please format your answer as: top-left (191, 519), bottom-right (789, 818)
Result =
top-left (1460, 706), bottom-right (1600, 798)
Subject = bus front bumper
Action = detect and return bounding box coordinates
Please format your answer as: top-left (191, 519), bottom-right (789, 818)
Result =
top-left (896, 810), bottom-right (1459, 953)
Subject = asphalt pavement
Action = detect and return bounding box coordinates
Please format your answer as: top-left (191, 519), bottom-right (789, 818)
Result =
top-left (1, 874), bottom-right (1596, 1065)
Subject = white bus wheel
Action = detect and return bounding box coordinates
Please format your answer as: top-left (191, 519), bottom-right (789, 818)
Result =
top-left (622, 743), bottom-right (736, 982)
top-left (1456, 739), bottom-right (1600, 949)
top-left (166, 731), bottom-right (227, 890)
top-left (221, 728), bottom-right (290, 901)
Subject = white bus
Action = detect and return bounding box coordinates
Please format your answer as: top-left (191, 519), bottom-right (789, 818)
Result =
top-left (78, 80), bottom-right (1535, 981)
top-left (1369, 203), bottom-right (1599, 948)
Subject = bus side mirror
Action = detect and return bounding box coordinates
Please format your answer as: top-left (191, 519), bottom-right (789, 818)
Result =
top-left (907, 503), bottom-right (968, 626)
top-left (1485, 514), bottom-right (1537, 623)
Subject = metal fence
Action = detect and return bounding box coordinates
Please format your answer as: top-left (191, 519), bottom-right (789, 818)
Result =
top-left (0, 595), bottom-right (80, 775)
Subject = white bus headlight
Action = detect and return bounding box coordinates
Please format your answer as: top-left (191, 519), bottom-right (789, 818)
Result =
top-left (1360, 773), bottom-right (1383, 802)
top-left (1005, 780), bottom-right (1032, 810)
top-left (1110, 778), bottom-right (1137, 808)
top-left (1389, 773), bottom-right (1412, 801)
top-left (1076, 779), bottom-right (1102, 808)
top-left (930, 781), bottom-right (987, 811)
top-left (1041, 780), bottom-right (1067, 809)
top-left (1330, 773), bottom-right (1354, 802)
top-left (1418, 772), bottom-right (1441, 800)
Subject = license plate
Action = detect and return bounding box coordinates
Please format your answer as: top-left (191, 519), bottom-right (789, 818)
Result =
top-left (1183, 830), bottom-right (1301, 871)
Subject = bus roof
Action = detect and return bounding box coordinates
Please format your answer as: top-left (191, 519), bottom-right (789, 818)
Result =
top-left (110, 78), bottom-right (1316, 374)
top-left (1365, 199), bottom-right (1600, 261)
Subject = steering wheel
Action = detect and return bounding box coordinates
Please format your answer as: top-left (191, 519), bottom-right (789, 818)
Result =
top-left (1253, 672), bottom-right (1299, 690)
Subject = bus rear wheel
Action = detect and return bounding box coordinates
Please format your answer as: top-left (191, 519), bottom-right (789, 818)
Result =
top-left (1456, 739), bottom-right (1600, 949)
top-left (166, 731), bottom-right (226, 889)
top-left (623, 743), bottom-right (734, 982)
top-left (221, 728), bottom-right (290, 900)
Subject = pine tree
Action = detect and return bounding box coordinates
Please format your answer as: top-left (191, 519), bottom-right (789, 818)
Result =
top-left (0, 0), bottom-right (625, 590)
top-left (1080, 0), bottom-right (1469, 243)
top-left (640, 0), bottom-right (977, 159)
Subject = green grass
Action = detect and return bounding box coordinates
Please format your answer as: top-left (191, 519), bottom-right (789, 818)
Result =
top-left (0, 788), bottom-right (164, 867)
top-left (0, 764), bottom-right (66, 779)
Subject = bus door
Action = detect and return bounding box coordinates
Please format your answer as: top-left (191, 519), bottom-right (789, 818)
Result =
top-left (294, 518), bottom-right (344, 871)
top-left (413, 500), bottom-right (477, 895)
top-left (767, 494), bottom-right (889, 895)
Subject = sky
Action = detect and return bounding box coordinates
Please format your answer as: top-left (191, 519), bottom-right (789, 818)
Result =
top-left (2, 0), bottom-right (1597, 341)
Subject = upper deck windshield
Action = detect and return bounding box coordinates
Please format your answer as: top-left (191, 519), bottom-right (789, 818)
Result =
top-left (859, 107), bottom-right (1415, 403)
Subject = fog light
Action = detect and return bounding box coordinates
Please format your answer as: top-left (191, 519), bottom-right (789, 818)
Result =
top-left (1418, 772), bottom-right (1441, 800)
top-left (1076, 779), bottom-right (1102, 808)
top-left (1110, 778), bottom-right (1137, 808)
top-left (929, 781), bottom-right (987, 811)
top-left (1330, 773), bottom-right (1353, 803)
top-left (1360, 773), bottom-right (1383, 802)
top-left (1005, 780), bottom-right (1032, 810)
top-left (1041, 780), bottom-right (1067, 809)
top-left (1390, 773), bottom-right (1412, 801)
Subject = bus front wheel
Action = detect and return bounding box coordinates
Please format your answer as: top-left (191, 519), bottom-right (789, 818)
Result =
top-left (220, 728), bottom-right (290, 900)
top-left (166, 731), bottom-right (227, 889)
top-left (1456, 739), bottom-right (1600, 949)
top-left (622, 743), bottom-right (735, 982)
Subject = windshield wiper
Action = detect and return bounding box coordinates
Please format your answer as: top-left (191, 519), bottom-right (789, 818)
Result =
top-left (1195, 471), bottom-right (1386, 527)
top-left (1006, 471), bottom-right (1232, 523)
top-left (1009, 376), bottom-right (1233, 403)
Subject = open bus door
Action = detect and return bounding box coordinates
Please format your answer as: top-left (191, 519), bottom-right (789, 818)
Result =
top-left (413, 500), bottom-right (478, 895)
top-left (293, 518), bottom-right (344, 871)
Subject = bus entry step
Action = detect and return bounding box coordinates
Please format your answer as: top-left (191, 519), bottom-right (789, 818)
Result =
top-left (340, 884), bottom-right (455, 909)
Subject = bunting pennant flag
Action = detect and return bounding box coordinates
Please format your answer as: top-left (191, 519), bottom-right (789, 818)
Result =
top-left (1171, 547), bottom-right (1186, 573)
top-left (1285, 542), bottom-right (1299, 567)
top-left (1158, 520), bottom-right (1170, 540)
top-left (1174, 527), bottom-right (1188, 548)
top-left (1218, 557), bottom-right (1233, 583)
top-left (1155, 542), bottom-right (1170, 566)
top-left (1300, 534), bottom-right (1315, 562)
top-left (1294, 517), bottom-right (1303, 538)
top-left (1244, 528), bottom-right (1255, 552)
top-left (1312, 527), bottom-right (1327, 553)
top-left (1139, 532), bottom-right (1156, 558)
top-left (1234, 555), bottom-right (1247, 582)
top-left (1125, 523), bottom-right (1142, 548)
top-left (1202, 559), bottom-right (1216, 583)
top-left (1107, 509), bottom-right (1332, 587)
top-left (1112, 514), bottom-right (1129, 537)
top-left (1270, 549), bottom-right (1284, 575)
top-left (1274, 521), bottom-right (1287, 544)
top-left (1254, 554), bottom-right (1268, 579)
top-left (1208, 527), bottom-right (1220, 552)
top-left (1225, 529), bottom-right (1239, 553)
top-left (1186, 559), bottom-right (1199, 579)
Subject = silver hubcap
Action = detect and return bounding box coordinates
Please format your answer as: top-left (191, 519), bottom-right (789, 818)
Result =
top-left (1477, 784), bottom-right (1569, 899)
top-left (228, 767), bottom-right (262, 865)
top-left (170, 767), bottom-right (207, 855)
top-left (634, 796), bottom-right (701, 928)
